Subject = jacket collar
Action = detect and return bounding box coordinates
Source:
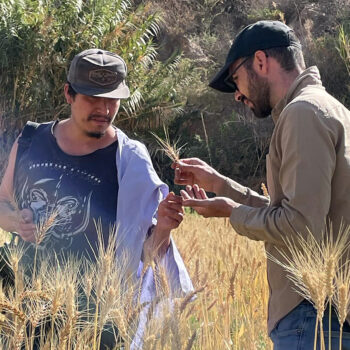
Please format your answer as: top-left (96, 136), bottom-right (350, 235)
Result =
top-left (271, 66), bottom-right (323, 124)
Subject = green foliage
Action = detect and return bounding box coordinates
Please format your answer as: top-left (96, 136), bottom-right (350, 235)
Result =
top-left (0, 0), bottom-right (193, 131)
top-left (247, 5), bottom-right (285, 23)
top-left (119, 56), bottom-right (195, 130)
top-left (2, 0), bottom-right (350, 191)
top-left (304, 24), bottom-right (350, 107)
top-left (337, 24), bottom-right (350, 77)
top-left (185, 113), bottom-right (270, 190)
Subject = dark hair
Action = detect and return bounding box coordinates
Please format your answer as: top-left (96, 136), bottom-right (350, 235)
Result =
top-left (244, 33), bottom-right (306, 72)
top-left (67, 82), bottom-right (77, 99)
top-left (264, 45), bottom-right (306, 71)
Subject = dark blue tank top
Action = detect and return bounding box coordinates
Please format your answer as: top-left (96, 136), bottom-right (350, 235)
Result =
top-left (14, 121), bottom-right (118, 260)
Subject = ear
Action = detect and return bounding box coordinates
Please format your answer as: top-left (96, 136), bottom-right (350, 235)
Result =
top-left (252, 50), bottom-right (268, 76)
top-left (64, 83), bottom-right (73, 104)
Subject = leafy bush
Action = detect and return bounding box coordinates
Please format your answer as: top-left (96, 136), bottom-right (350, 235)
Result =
top-left (1, 0), bottom-right (350, 189)
top-left (0, 0), bottom-right (193, 129)
top-left (337, 24), bottom-right (350, 78)
top-left (0, 0), bottom-right (198, 180)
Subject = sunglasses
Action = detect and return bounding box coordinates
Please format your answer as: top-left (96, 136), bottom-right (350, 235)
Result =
top-left (224, 56), bottom-right (251, 92)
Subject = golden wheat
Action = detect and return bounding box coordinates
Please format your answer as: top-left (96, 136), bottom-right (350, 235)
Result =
top-left (0, 215), bottom-right (275, 349)
top-left (267, 226), bottom-right (350, 350)
top-left (150, 126), bottom-right (186, 163)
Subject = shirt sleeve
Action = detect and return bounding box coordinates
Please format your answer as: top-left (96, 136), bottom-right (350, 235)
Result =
top-left (217, 176), bottom-right (270, 208)
top-left (229, 101), bottom-right (337, 246)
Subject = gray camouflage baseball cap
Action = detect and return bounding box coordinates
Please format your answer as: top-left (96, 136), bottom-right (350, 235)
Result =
top-left (67, 49), bottom-right (130, 99)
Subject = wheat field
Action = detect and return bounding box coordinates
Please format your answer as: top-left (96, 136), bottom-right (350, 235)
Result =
top-left (0, 214), bottom-right (272, 349)
top-left (172, 215), bottom-right (272, 350)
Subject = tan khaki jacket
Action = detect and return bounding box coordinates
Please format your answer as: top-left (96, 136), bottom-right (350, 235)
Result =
top-left (218, 66), bottom-right (350, 333)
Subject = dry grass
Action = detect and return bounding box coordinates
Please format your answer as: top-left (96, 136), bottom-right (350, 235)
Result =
top-left (0, 215), bottom-right (272, 349)
top-left (173, 215), bottom-right (271, 350)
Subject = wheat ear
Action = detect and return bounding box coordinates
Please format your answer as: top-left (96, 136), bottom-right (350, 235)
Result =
top-left (150, 126), bottom-right (186, 163)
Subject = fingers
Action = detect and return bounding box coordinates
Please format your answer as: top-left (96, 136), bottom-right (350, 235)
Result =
top-left (198, 187), bottom-right (208, 199)
top-left (166, 191), bottom-right (183, 204)
top-left (171, 158), bottom-right (205, 169)
top-left (17, 226), bottom-right (36, 242)
top-left (176, 162), bottom-right (202, 174)
top-left (193, 184), bottom-right (207, 199)
top-left (185, 185), bottom-right (195, 198)
top-left (173, 160), bottom-right (204, 186)
top-left (161, 203), bottom-right (184, 216)
top-left (180, 189), bottom-right (191, 200)
top-left (182, 198), bottom-right (209, 208)
top-left (156, 206), bottom-right (184, 231)
top-left (163, 192), bottom-right (183, 212)
top-left (174, 167), bottom-right (193, 186)
top-left (18, 210), bottom-right (36, 242)
top-left (161, 207), bottom-right (184, 223)
top-left (173, 159), bottom-right (218, 192)
top-left (158, 193), bottom-right (184, 227)
top-left (180, 185), bottom-right (207, 200)
top-left (18, 222), bottom-right (36, 232)
top-left (160, 186), bottom-right (208, 227)
top-left (20, 208), bottom-right (34, 224)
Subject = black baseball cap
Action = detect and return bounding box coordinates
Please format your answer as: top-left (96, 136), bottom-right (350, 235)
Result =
top-left (67, 49), bottom-right (130, 99)
top-left (209, 21), bottom-right (302, 93)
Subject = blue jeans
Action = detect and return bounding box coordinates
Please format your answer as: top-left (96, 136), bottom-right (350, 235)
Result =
top-left (270, 300), bottom-right (350, 350)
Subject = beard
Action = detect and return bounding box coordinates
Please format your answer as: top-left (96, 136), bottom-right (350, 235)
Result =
top-left (85, 114), bottom-right (112, 138)
top-left (85, 131), bottom-right (104, 139)
top-left (246, 69), bottom-right (272, 119)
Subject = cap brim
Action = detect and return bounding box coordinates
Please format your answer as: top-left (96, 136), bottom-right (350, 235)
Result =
top-left (209, 61), bottom-right (236, 93)
top-left (71, 82), bottom-right (130, 99)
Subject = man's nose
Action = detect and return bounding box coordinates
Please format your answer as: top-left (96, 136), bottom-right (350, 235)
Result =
top-left (96, 98), bottom-right (110, 115)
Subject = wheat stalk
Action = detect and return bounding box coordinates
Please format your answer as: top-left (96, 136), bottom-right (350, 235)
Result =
top-left (0, 214), bottom-right (276, 349)
top-left (334, 259), bottom-right (350, 350)
top-left (35, 207), bottom-right (60, 245)
top-left (97, 285), bottom-right (116, 346)
top-left (150, 126), bottom-right (186, 163)
top-left (267, 226), bottom-right (350, 350)
top-left (321, 225), bottom-right (350, 350)
top-left (170, 301), bottom-right (182, 350)
top-left (261, 183), bottom-right (269, 198)
top-left (184, 329), bottom-right (198, 350)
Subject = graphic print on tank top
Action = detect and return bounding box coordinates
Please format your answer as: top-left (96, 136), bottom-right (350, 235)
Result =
top-left (18, 169), bottom-right (93, 249)
top-left (14, 122), bottom-right (119, 255)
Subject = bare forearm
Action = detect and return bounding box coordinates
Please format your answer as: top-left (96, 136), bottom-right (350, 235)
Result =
top-left (0, 200), bottom-right (18, 233)
top-left (143, 226), bottom-right (170, 260)
top-left (152, 226), bottom-right (171, 256)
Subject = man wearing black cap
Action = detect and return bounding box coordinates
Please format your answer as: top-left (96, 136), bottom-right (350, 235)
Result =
top-left (0, 49), bottom-right (192, 347)
top-left (175, 21), bottom-right (350, 348)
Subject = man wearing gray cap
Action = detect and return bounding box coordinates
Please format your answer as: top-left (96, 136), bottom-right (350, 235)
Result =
top-left (0, 49), bottom-right (193, 347)
top-left (174, 21), bottom-right (350, 348)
